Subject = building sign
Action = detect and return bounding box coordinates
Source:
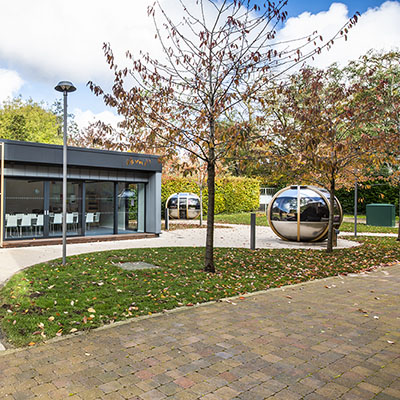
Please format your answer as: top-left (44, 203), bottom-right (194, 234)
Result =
top-left (126, 157), bottom-right (153, 167)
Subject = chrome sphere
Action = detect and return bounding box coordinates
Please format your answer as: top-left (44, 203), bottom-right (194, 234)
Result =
top-left (267, 185), bottom-right (343, 242)
top-left (166, 193), bottom-right (201, 219)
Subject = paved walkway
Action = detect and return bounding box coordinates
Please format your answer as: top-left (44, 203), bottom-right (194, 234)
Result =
top-left (1, 265), bottom-right (399, 399)
top-left (0, 225), bottom-right (359, 286)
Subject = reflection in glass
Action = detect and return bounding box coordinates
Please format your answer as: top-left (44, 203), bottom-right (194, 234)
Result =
top-left (271, 188), bottom-right (298, 222)
top-left (118, 183), bottom-right (145, 234)
top-left (268, 186), bottom-right (343, 242)
top-left (299, 189), bottom-right (329, 222)
top-left (166, 193), bottom-right (201, 219)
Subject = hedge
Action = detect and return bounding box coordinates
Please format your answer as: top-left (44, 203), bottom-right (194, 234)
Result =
top-left (336, 184), bottom-right (400, 215)
top-left (162, 176), bottom-right (260, 215)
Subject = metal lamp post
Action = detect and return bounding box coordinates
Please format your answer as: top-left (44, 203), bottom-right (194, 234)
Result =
top-left (55, 81), bottom-right (76, 265)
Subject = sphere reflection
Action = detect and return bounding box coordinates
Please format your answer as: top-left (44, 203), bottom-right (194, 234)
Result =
top-left (267, 186), bottom-right (342, 242)
top-left (166, 193), bottom-right (201, 219)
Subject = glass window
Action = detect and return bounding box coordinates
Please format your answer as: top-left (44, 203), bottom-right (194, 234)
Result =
top-left (271, 188), bottom-right (298, 222)
top-left (299, 189), bottom-right (328, 222)
top-left (85, 182), bottom-right (114, 236)
top-left (5, 179), bottom-right (44, 239)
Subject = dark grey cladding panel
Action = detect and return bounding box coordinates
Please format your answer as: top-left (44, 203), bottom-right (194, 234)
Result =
top-left (0, 139), bottom-right (162, 173)
top-left (4, 163), bottom-right (150, 182)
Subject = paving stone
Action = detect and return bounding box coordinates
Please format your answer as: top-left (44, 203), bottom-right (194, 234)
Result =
top-left (0, 265), bottom-right (399, 400)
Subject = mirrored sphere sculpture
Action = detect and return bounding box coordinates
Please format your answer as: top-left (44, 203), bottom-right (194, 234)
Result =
top-left (166, 193), bottom-right (201, 219)
top-left (267, 185), bottom-right (343, 242)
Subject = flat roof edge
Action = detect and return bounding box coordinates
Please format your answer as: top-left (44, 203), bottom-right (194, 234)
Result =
top-left (0, 139), bottom-right (162, 173)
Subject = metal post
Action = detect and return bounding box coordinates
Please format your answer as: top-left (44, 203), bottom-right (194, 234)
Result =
top-left (199, 187), bottom-right (203, 226)
top-left (165, 208), bottom-right (169, 230)
top-left (62, 91), bottom-right (68, 265)
top-left (250, 212), bottom-right (256, 250)
top-left (0, 142), bottom-right (4, 248)
top-left (55, 81), bottom-right (75, 264)
top-left (354, 177), bottom-right (358, 238)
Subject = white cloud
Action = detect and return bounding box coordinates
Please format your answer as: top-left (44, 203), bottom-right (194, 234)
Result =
top-left (0, 69), bottom-right (24, 102)
top-left (0, 0), bottom-right (160, 85)
top-left (0, 0), bottom-right (256, 88)
top-left (74, 108), bottom-right (123, 130)
top-left (276, 1), bottom-right (400, 69)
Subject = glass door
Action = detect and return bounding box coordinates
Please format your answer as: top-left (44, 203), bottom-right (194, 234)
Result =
top-left (117, 183), bottom-right (145, 233)
top-left (49, 181), bottom-right (82, 237)
top-left (85, 182), bottom-right (114, 235)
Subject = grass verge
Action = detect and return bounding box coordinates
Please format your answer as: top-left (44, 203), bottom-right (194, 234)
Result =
top-left (214, 212), bottom-right (267, 226)
top-left (1, 237), bottom-right (399, 347)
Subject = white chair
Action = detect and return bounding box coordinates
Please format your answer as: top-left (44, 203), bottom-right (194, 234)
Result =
top-left (34, 214), bottom-right (44, 236)
top-left (94, 212), bottom-right (100, 226)
top-left (52, 213), bottom-right (62, 233)
top-left (73, 212), bottom-right (79, 231)
top-left (67, 213), bottom-right (79, 233)
top-left (6, 215), bottom-right (18, 237)
top-left (20, 214), bottom-right (32, 237)
top-left (86, 213), bottom-right (94, 230)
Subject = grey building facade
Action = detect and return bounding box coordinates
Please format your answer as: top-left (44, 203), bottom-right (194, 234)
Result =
top-left (0, 139), bottom-right (162, 246)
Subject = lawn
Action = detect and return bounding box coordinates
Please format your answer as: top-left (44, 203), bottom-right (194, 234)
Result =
top-left (340, 221), bottom-right (398, 234)
top-left (1, 237), bottom-right (399, 347)
top-left (213, 212), bottom-right (268, 226)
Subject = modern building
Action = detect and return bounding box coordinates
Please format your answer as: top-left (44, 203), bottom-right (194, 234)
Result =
top-left (0, 139), bottom-right (161, 247)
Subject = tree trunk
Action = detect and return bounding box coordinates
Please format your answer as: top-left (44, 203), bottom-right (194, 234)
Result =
top-left (204, 159), bottom-right (216, 272)
top-left (326, 176), bottom-right (336, 253)
top-left (397, 187), bottom-right (400, 241)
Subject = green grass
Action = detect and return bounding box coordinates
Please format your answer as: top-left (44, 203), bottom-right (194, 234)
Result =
top-left (214, 212), bottom-right (267, 226)
top-left (340, 221), bottom-right (398, 234)
top-left (1, 237), bottom-right (399, 347)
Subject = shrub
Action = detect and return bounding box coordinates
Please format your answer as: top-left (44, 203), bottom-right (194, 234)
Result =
top-left (336, 184), bottom-right (400, 215)
top-left (161, 176), bottom-right (260, 215)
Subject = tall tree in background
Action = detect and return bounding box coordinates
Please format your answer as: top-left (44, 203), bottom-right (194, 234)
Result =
top-left (89, 0), bottom-right (358, 272)
top-left (0, 98), bottom-right (62, 144)
top-left (345, 51), bottom-right (400, 239)
top-left (268, 64), bottom-right (395, 252)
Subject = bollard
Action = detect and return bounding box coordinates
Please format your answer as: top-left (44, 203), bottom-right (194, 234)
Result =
top-left (165, 208), bottom-right (169, 231)
top-left (333, 229), bottom-right (339, 247)
top-left (250, 212), bottom-right (256, 250)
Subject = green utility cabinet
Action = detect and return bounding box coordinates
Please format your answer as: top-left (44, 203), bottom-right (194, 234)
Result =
top-left (366, 204), bottom-right (396, 227)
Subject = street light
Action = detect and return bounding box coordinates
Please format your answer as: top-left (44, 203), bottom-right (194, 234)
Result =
top-left (55, 81), bottom-right (76, 265)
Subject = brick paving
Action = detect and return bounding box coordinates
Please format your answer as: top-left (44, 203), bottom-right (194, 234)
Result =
top-left (0, 265), bottom-right (399, 399)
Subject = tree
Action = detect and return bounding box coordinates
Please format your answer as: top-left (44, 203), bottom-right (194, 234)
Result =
top-left (0, 98), bottom-right (63, 144)
top-left (345, 51), bottom-right (400, 239)
top-left (267, 64), bottom-right (395, 252)
top-left (89, 0), bottom-right (358, 271)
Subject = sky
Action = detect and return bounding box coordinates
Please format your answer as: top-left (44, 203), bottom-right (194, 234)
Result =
top-left (0, 0), bottom-right (398, 130)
